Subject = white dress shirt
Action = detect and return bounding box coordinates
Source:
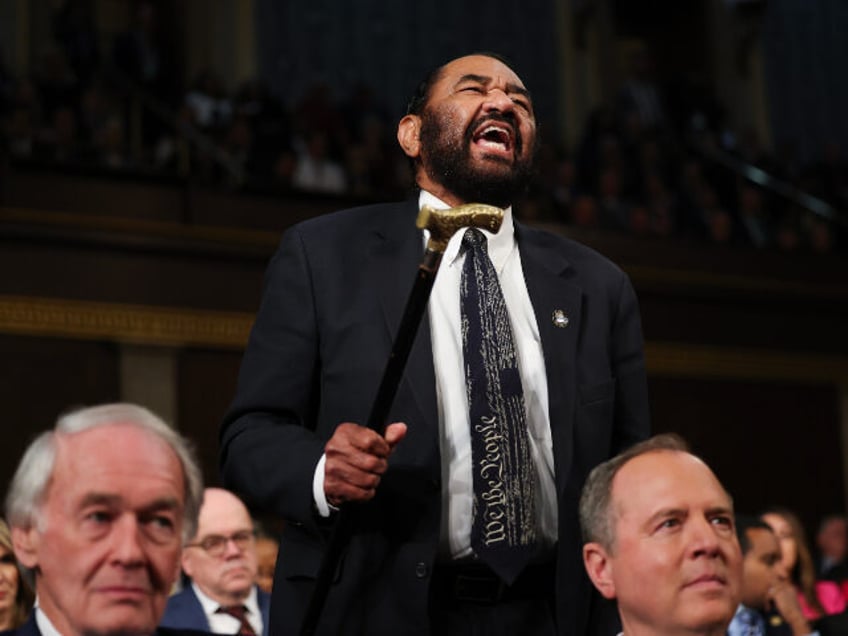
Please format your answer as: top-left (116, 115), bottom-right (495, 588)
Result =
top-left (34, 606), bottom-right (62, 636)
top-left (313, 191), bottom-right (557, 558)
top-left (421, 191), bottom-right (556, 558)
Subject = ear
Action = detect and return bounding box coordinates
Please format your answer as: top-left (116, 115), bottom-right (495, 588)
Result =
top-left (180, 549), bottom-right (195, 579)
top-left (583, 542), bottom-right (617, 600)
top-left (11, 525), bottom-right (40, 570)
top-left (397, 114), bottom-right (421, 159)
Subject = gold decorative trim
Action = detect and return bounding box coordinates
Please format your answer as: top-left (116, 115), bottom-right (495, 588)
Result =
top-left (646, 341), bottom-right (848, 383)
top-left (0, 296), bottom-right (253, 348)
top-left (3, 296), bottom-right (847, 381)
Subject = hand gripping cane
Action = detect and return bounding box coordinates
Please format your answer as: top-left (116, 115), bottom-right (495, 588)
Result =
top-left (299, 203), bottom-right (504, 636)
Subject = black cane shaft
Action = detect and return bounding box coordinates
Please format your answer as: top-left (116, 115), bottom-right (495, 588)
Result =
top-left (300, 254), bottom-right (442, 636)
top-left (367, 265), bottom-right (437, 432)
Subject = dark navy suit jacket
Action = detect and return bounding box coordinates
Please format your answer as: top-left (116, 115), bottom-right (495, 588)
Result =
top-left (1, 611), bottom-right (212, 635)
top-left (159, 585), bottom-right (271, 636)
top-left (220, 199), bottom-right (651, 635)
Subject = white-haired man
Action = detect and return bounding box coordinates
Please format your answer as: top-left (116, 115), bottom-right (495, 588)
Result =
top-left (4, 403), bottom-right (208, 636)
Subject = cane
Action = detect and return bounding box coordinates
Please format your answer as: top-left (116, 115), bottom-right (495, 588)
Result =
top-left (299, 203), bottom-right (504, 636)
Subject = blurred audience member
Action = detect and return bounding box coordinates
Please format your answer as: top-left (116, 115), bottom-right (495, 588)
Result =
top-left (569, 194), bottom-right (600, 229)
top-left (806, 215), bottom-right (836, 254)
top-left (761, 508), bottom-right (846, 620)
top-left (37, 105), bottom-right (81, 164)
top-left (641, 171), bottom-right (676, 237)
top-left (111, 0), bottom-right (178, 149)
top-left (730, 515), bottom-right (816, 636)
top-left (816, 515), bottom-right (848, 582)
top-left (292, 82), bottom-right (344, 154)
top-left (596, 165), bottom-right (631, 232)
top-left (253, 528), bottom-right (279, 596)
top-left (616, 44), bottom-right (666, 134)
top-left (550, 153), bottom-right (579, 214)
top-left (291, 130), bottom-right (347, 195)
top-left (0, 519), bottom-right (33, 631)
top-left (737, 184), bottom-right (774, 248)
top-left (233, 78), bottom-right (292, 181)
top-left (34, 47), bottom-right (78, 123)
top-left (271, 148), bottom-right (297, 188)
top-left (184, 70), bottom-right (232, 135)
top-left (3, 402), bottom-right (204, 636)
top-left (161, 488), bottom-right (270, 636)
top-left (775, 212), bottom-right (802, 252)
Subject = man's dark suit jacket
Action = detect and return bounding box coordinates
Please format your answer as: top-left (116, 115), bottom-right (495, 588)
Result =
top-left (159, 585), bottom-right (271, 636)
top-left (820, 558), bottom-right (848, 583)
top-left (220, 199), bottom-right (651, 636)
top-left (0, 611), bottom-right (212, 636)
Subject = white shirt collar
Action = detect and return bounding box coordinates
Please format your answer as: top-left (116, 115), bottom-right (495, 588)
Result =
top-left (191, 580), bottom-right (261, 622)
top-left (34, 607), bottom-right (63, 636)
top-left (418, 190), bottom-right (516, 274)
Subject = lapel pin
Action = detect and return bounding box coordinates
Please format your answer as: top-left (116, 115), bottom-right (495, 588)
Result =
top-left (552, 309), bottom-right (569, 328)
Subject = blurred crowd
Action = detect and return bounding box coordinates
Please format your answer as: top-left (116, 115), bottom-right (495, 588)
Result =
top-left (0, 0), bottom-right (845, 253)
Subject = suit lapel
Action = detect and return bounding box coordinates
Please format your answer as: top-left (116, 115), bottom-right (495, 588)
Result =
top-left (366, 201), bottom-right (438, 468)
top-left (16, 613), bottom-right (42, 635)
top-left (515, 222), bottom-right (582, 497)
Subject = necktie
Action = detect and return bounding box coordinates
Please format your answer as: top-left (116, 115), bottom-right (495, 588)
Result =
top-left (217, 604), bottom-right (257, 636)
top-left (460, 228), bottom-right (537, 585)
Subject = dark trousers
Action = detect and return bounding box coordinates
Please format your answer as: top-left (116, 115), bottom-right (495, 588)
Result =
top-left (428, 562), bottom-right (557, 636)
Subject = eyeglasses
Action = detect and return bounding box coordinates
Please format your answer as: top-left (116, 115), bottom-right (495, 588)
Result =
top-left (185, 530), bottom-right (255, 557)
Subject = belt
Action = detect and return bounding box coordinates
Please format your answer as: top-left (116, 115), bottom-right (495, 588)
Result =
top-left (431, 560), bottom-right (555, 605)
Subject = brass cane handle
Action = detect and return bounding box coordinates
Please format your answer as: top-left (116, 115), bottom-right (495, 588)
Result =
top-left (416, 203), bottom-right (505, 253)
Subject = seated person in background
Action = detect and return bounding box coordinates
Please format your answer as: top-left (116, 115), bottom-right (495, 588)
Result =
top-left (581, 433), bottom-right (742, 636)
top-left (761, 508), bottom-right (846, 620)
top-left (0, 519), bottom-right (33, 631)
top-left (729, 515), bottom-right (817, 636)
top-left (816, 515), bottom-right (848, 583)
top-left (161, 488), bottom-right (270, 636)
top-left (252, 526), bottom-right (279, 595)
top-left (2, 403), bottom-right (207, 636)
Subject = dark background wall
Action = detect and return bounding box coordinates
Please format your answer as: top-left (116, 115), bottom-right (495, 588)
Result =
top-left (255, 0), bottom-right (559, 128)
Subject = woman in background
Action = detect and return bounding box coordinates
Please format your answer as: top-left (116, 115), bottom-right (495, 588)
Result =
top-left (761, 507), bottom-right (846, 620)
top-left (0, 518), bottom-right (33, 630)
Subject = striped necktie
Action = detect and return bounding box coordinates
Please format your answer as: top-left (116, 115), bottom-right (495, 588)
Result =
top-left (216, 604), bottom-right (257, 636)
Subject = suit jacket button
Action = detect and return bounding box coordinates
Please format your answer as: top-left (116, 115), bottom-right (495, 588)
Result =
top-left (415, 562), bottom-right (428, 578)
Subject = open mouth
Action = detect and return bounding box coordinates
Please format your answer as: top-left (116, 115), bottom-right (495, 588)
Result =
top-left (471, 120), bottom-right (515, 156)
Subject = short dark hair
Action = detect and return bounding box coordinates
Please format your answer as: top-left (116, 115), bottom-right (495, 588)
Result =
top-left (735, 514), bottom-right (774, 554)
top-left (405, 51), bottom-right (517, 116)
top-left (579, 433), bottom-right (691, 549)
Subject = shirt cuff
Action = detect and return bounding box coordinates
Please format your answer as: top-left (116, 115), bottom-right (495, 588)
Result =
top-left (312, 454), bottom-right (339, 517)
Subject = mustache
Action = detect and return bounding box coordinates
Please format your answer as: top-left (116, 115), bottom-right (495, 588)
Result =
top-left (464, 113), bottom-right (522, 154)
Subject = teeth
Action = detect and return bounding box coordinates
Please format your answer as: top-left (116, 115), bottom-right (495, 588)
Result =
top-left (480, 139), bottom-right (505, 149)
top-left (473, 122), bottom-right (513, 153)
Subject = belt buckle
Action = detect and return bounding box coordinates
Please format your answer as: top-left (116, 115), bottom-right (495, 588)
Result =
top-left (453, 571), bottom-right (506, 604)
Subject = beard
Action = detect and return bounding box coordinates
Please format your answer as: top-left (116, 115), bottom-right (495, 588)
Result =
top-left (418, 108), bottom-right (537, 208)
